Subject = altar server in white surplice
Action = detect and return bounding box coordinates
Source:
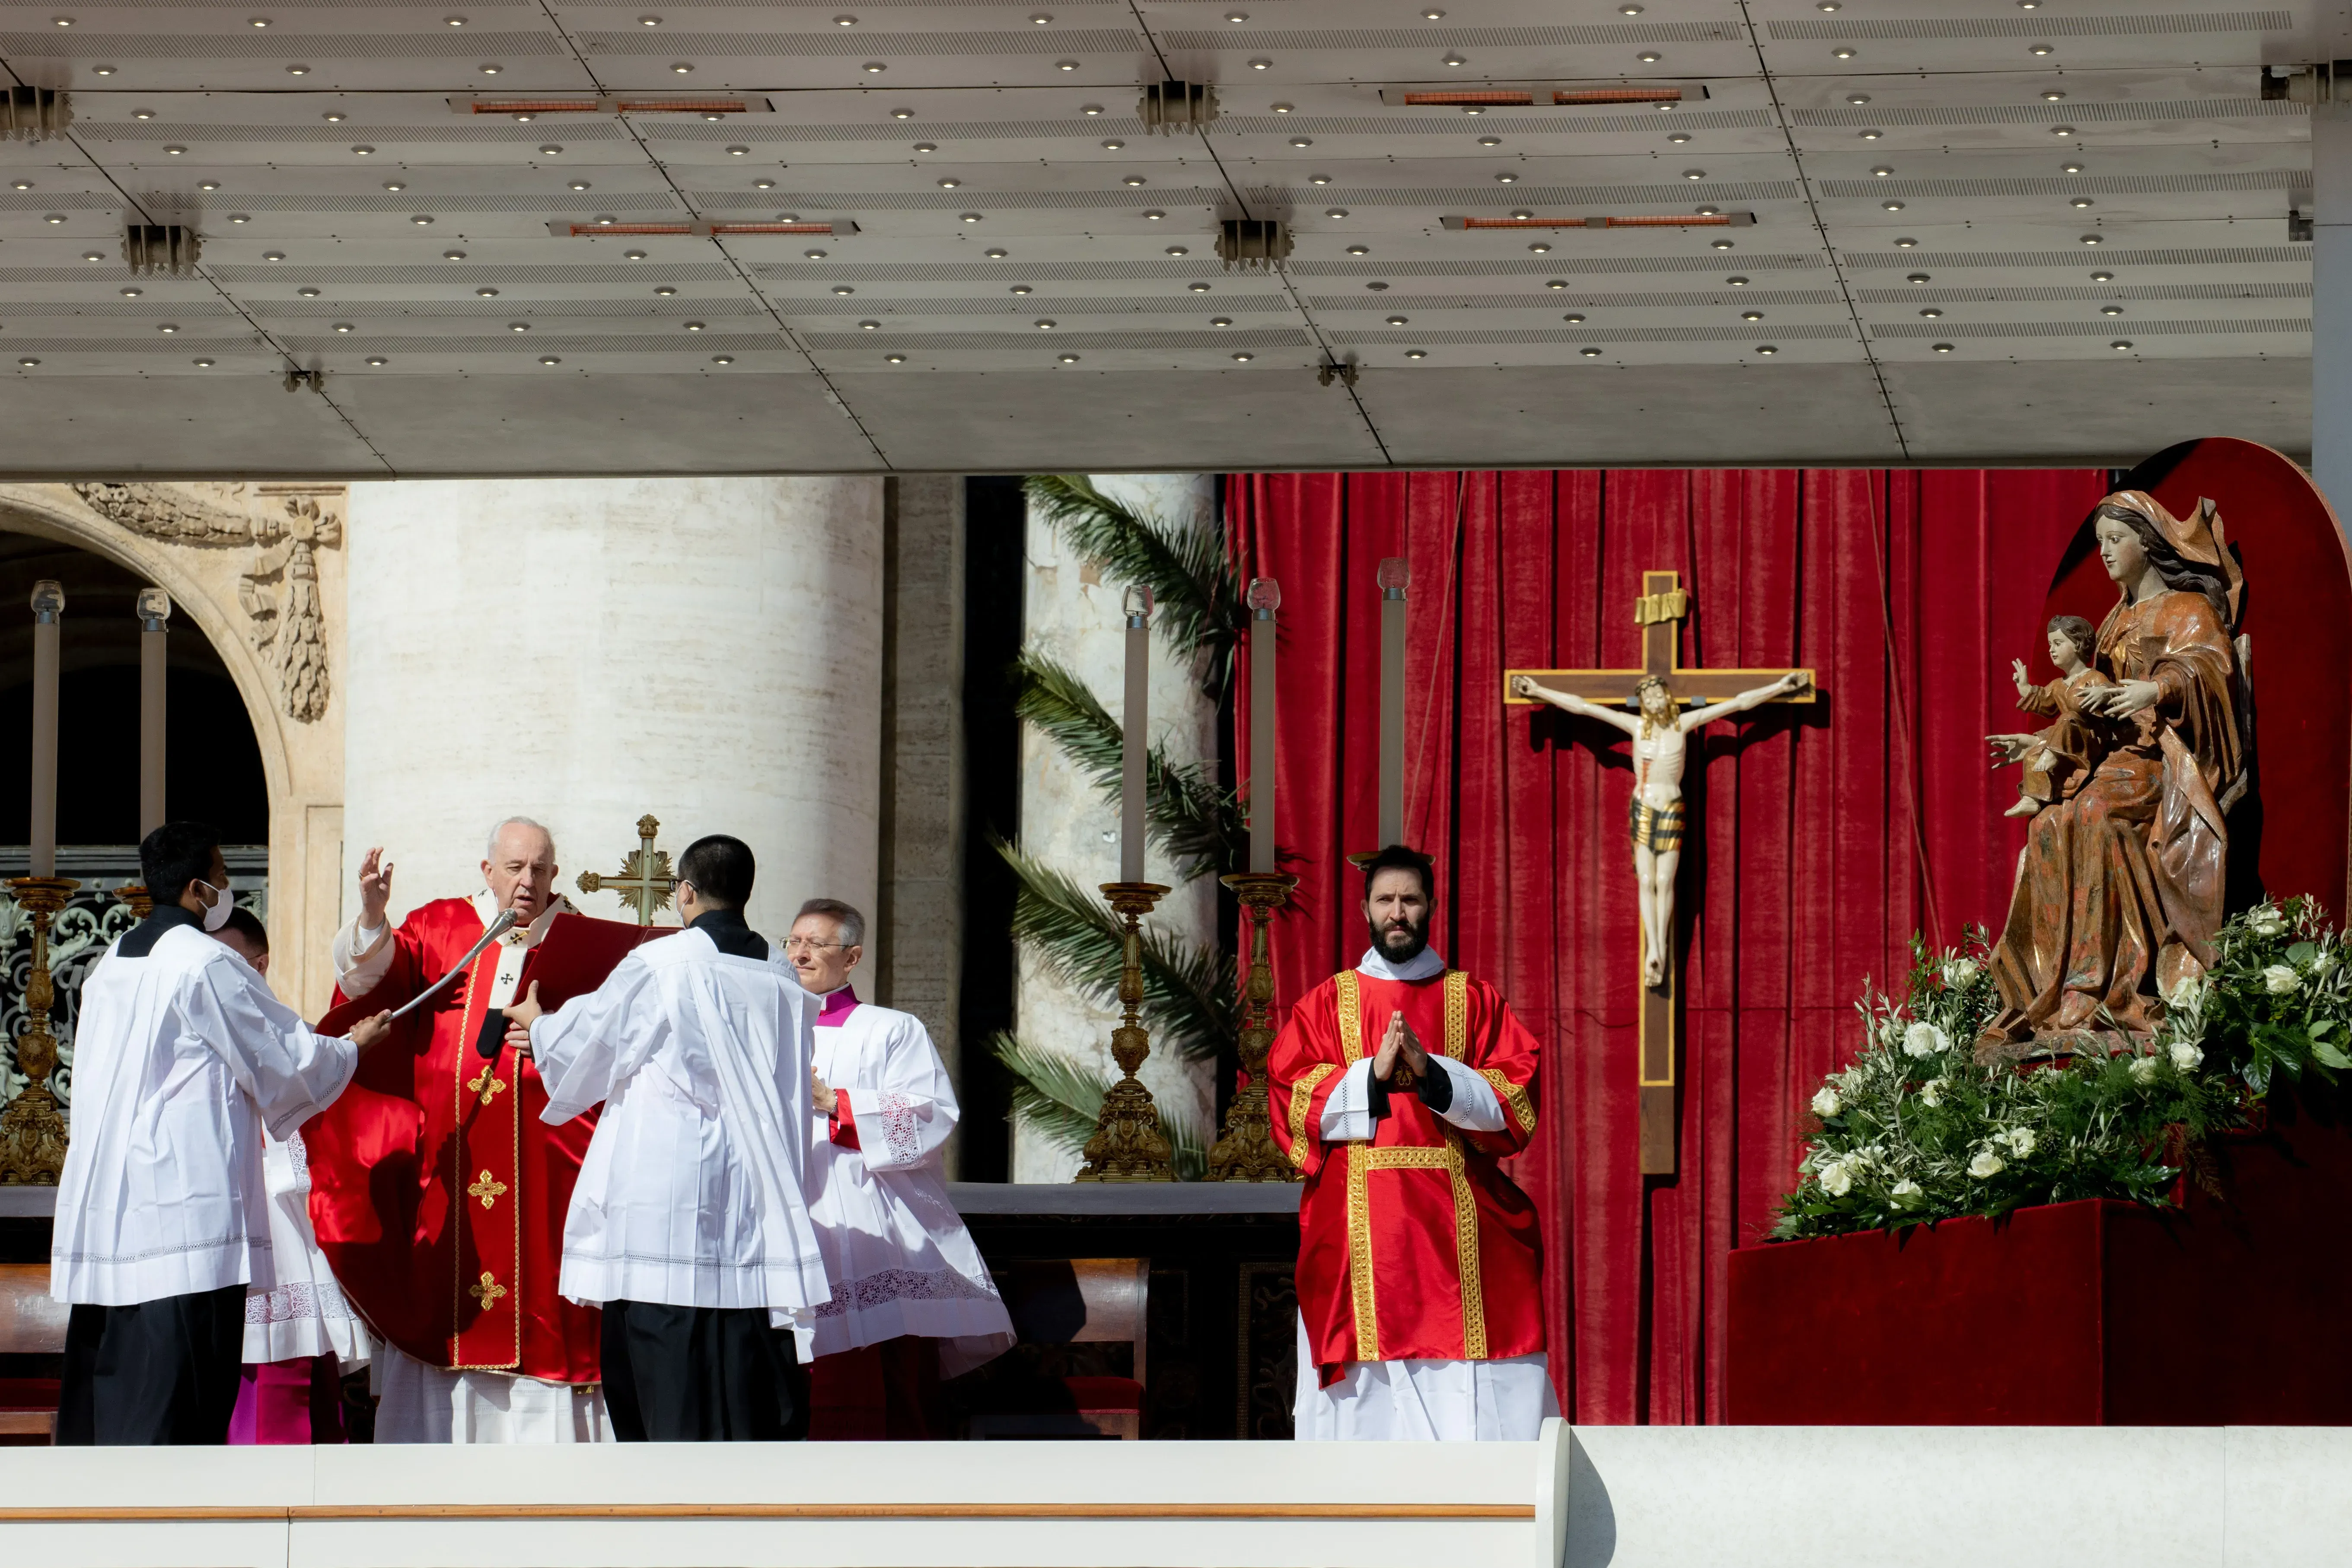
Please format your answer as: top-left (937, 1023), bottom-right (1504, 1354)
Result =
top-left (790, 898), bottom-right (1013, 1440)
top-left (50, 822), bottom-right (390, 1445)
top-left (506, 833), bottom-right (829, 1441)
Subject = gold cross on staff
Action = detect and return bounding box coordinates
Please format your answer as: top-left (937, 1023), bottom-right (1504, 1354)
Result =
top-left (1503, 570), bottom-right (1815, 1179)
top-left (577, 813), bottom-right (675, 926)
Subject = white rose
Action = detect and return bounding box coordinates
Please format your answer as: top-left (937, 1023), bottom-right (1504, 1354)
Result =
top-left (1901, 1021), bottom-right (1950, 1059)
top-left (2003, 1127), bottom-right (2037, 1158)
top-left (1945, 958), bottom-right (1981, 987)
top-left (2170, 1040), bottom-right (2204, 1073)
top-left (2129, 1055), bottom-right (2159, 1085)
top-left (1818, 1159), bottom-right (1854, 1197)
top-left (2165, 974), bottom-right (2205, 1010)
top-left (2263, 964), bottom-right (2301, 995)
top-left (1968, 1149), bottom-right (2006, 1179)
top-left (1891, 1178), bottom-right (1923, 1205)
top-left (2248, 906), bottom-right (2286, 938)
top-left (1811, 1084), bottom-right (1842, 1118)
top-left (1918, 1077), bottom-right (1946, 1109)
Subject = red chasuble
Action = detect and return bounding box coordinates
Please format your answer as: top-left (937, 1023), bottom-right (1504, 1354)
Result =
top-left (302, 899), bottom-right (661, 1383)
top-left (1269, 967), bottom-right (1545, 1383)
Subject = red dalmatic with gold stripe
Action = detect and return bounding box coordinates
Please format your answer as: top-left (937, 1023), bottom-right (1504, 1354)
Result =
top-left (305, 896), bottom-right (615, 1383)
top-left (1269, 966), bottom-right (1546, 1382)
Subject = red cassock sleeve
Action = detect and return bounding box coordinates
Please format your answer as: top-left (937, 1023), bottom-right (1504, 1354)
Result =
top-left (1267, 978), bottom-right (1352, 1179)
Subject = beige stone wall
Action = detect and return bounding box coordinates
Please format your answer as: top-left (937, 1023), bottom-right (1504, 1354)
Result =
top-left (0, 481), bottom-right (349, 1013)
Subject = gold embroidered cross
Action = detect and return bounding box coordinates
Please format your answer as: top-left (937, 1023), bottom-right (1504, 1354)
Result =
top-left (465, 1063), bottom-right (506, 1107)
top-left (469, 1271), bottom-right (507, 1310)
top-left (466, 1169), bottom-right (507, 1210)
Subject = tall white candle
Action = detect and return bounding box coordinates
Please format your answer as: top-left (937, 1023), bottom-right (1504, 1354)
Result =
top-left (28, 579), bottom-right (64, 879)
top-left (1121, 585), bottom-right (1153, 883)
top-left (137, 588), bottom-right (171, 838)
top-left (1247, 578), bottom-right (1279, 874)
top-left (1377, 557), bottom-right (1409, 848)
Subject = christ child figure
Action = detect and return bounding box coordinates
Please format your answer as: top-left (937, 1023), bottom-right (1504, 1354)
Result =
top-left (1990, 615), bottom-right (2118, 819)
top-left (1511, 667), bottom-right (1810, 988)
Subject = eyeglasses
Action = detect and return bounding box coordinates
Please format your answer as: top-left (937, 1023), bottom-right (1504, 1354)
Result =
top-left (783, 937), bottom-right (844, 955)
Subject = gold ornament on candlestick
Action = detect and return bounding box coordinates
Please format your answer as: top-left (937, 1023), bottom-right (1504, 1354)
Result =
top-left (1206, 871), bottom-right (1299, 1182)
top-left (1076, 880), bottom-right (1176, 1182)
top-left (577, 813), bottom-right (674, 927)
top-left (1, 876), bottom-right (80, 1184)
top-left (115, 883), bottom-right (153, 919)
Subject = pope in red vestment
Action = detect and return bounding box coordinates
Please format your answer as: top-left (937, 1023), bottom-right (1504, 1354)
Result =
top-left (1269, 847), bottom-right (1549, 1439)
top-left (303, 822), bottom-right (655, 1441)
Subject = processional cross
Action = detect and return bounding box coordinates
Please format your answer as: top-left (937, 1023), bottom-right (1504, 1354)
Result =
top-left (1505, 571), bottom-right (1815, 1176)
top-left (577, 813), bottom-right (675, 926)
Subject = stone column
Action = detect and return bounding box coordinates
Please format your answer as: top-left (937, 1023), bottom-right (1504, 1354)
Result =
top-left (1011, 474), bottom-right (1219, 1182)
top-left (2317, 104), bottom-right (2352, 513)
top-left (342, 477), bottom-right (884, 951)
top-left (876, 474), bottom-right (968, 1168)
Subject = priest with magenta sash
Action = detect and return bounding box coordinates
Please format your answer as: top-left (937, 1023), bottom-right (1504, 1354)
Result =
top-left (1268, 844), bottom-right (1554, 1441)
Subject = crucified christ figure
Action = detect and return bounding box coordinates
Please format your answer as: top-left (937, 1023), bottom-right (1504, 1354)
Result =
top-left (1511, 669), bottom-right (1811, 988)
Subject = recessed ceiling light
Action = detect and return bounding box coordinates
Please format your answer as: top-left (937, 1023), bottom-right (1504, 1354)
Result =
top-left (1638, 51), bottom-right (1663, 63)
top-left (446, 14), bottom-right (466, 25)
top-left (51, 14), bottom-right (70, 22)
top-left (1365, 281), bottom-right (1387, 291)
top-left (1685, 169), bottom-right (1707, 180)
top-left (805, 248), bottom-right (827, 258)
top-left (832, 285), bottom-right (855, 295)
top-left (989, 247), bottom-right (1011, 257)
top-left (2080, 233), bottom-right (2102, 244)
top-left (134, 108), bottom-right (156, 119)
top-left (1831, 48), bottom-right (1855, 59)
top-left (1309, 173), bottom-right (1332, 185)
top-left (1058, 352), bottom-right (1080, 363)
top-left (92, 64), bottom-right (112, 75)
top-left (286, 63), bottom-right (309, 75)
top-left (383, 180), bottom-right (406, 191)
top-left (1054, 59), bottom-right (1076, 70)
top-left (835, 13), bottom-right (857, 22)
top-left (1385, 315), bottom-right (1408, 325)
top-left (164, 145), bottom-right (186, 156)
top-left (960, 212), bottom-right (982, 222)
top-left (570, 181), bottom-right (592, 191)
top-left (249, 15), bottom-right (271, 25)
top-left (539, 354), bottom-right (561, 364)
top-left (1846, 93), bottom-right (1871, 105)
top-left (9, 180), bottom-right (27, 191)
top-left (2110, 340), bottom-right (2132, 351)
top-left (193, 357), bottom-right (215, 367)
top-left (1580, 346), bottom-right (1602, 357)
top-left (1231, 351), bottom-right (1254, 361)
top-left (1669, 133), bottom-right (1691, 143)
top-left (1906, 271), bottom-right (1931, 282)
top-left (1711, 238), bottom-right (1734, 249)
top-left (447, 249), bottom-right (471, 260)
top-left (158, 322), bottom-right (178, 333)
top-left (1272, 102), bottom-right (1294, 113)
top-left (1727, 275), bottom-right (1749, 285)
top-left (892, 108), bottom-right (915, 119)
top-left (1249, 57), bottom-right (1272, 69)
top-left (352, 145), bottom-right (375, 155)
top-left (1919, 307), bottom-right (1942, 318)
top-left (1010, 285), bottom-right (1035, 295)
top-left (2052, 125), bottom-right (2077, 136)
top-left (1755, 344), bottom-right (1778, 354)
top-left (296, 287), bottom-right (319, 297)
top-left (1933, 342), bottom-right (1954, 352)
top-left (16, 357), bottom-right (37, 367)
top-left (655, 286), bottom-right (676, 296)
top-left (2042, 89), bottom-right (2066, 101)
top-left (1860, 129), bottom-right (1883, 140)
top-left (330, 323), bottom-right (351, 333)
top-left (1494, 172), bottom-right (1517, 183)
top-left (1212, 316), bottom-right (1234, 326)
top-left (2062, 162), bottom-right (2084, 173)
top-left (481, 63), bottom-right (502, 75)
top-left (886, 353), bottom-right (906, 363)
top-left (675, 63), bottom-right (695, 73)
top-left (754, 178), bottom-right (775, 189)
top-left (1545, 279), bottom-right (1567, 289)
top-left (365, 356), bottom-right (387, 365)
top-left (1443, 53), bottom-right (1466, 66)
top-left (914, 142), bottom-right (938, 152)
top-left (1817, 0), bottom-right (1839, 9)
top-left (1346, 245), bottom-right (1369, 255)
top-left (683, 321), bottom-right (705, 331)
top-left (198, 180), bottom-right (220, 191)
top-left (2090, 270), bottom-right (2114, 281)
top-left (1741, 310), bottom-right (1763, 321)
top-left (2031, 43), bottom-right (2053, 54)
top-left (81, 250), bottom-right (103, 260)
top-left (1895, 237), bottom-right (1919, 247)
top-left (411, 214), bottom-right (434, 225)
top-left (859, 319), bottom-right (880, 330)
top-left (1165, 245), bottom-right (1187, 255)
top-left (1033, 319), bottom-right (1056, 329)
top-left (1622, 2), bottom-right (1645, 11)
top-left (120, 285), bottom-right (141, 296)
top-left (43, 212), bottom-right (64, 223)
top-left (1222, 9), bottom-right (1245, 19)
top-left (1292, 136), bottom-right (1315, 147)
top-left (477, 287), bottom-right (499, 296)
top-left (1883, 200), bottom-right (1904, 211)
top-left (727, 145), bottom-right (749, 156)
top-left (1528, 242), bottom-right (1550, 252)
top-left (1424, 5), bottom-right (1446, 14)
top-left (1562, 312), bottom-right (1584, 323)
top-left (1405, 348), bottom-right (1428, 358)
top-left (1325, 207), bottom-right (1348, 218)
top-left (510, 322), bottom-right (530, 331)
top-left (1871, 165), bottom-right (1892, 177)
top-left (710, 354), bottom-right (733, 364)
top-left (1080, 104), bottom-right (1103, 115)
top-left (323, 111), bottom-right (345, 122)
top-left (2101, 305), bottom-right (2123, 316)
top-left (939, 177), bottom-right (962, 188)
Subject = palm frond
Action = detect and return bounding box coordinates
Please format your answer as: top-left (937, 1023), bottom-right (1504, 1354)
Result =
top-left (1022, 473), bottom-right (1245, 687)
top-left (994, 838), bottom-right (1235, 1062)
top-left (990, 1029), bottom-right (1208, 1180)
top-left (1011, 650), bottom-right (1246, 879)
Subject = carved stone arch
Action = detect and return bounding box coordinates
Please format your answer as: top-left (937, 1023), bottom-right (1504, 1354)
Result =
top-left (0, 482), bottom-right (347, 1010)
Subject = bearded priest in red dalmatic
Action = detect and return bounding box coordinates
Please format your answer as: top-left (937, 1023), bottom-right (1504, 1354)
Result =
top-left (303, 817), bottom-right (613, 1442)
top-left (1268, 844), bottom-right (1554, 1441)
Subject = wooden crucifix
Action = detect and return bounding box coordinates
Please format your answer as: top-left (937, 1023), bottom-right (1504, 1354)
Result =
top-left (576, 813), bottom-right (675, 926)
top-left (1505, 571), bottom-right (1816, 1176)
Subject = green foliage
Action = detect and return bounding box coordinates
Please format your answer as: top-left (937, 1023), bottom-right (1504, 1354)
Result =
top-left (987, 1029), bottom-right (1208, 1180)
top-left (1767, 904), bottom-right (2352, 1240)
top-left (994, 837), bottom-right (1234, 1063)
top-left (1010, 650), bottom-right (1246, 881)
top-left (1021, 474), bottom-right (1246, 686)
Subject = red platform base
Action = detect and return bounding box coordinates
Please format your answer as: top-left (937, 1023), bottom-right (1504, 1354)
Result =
top-left (1728, 1105), bottom-right (2352, 1424)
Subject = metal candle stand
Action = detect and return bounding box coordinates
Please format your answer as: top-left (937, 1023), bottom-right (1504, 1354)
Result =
top-left (0, 876), bottom-right (80, 1184)
top-left (1075, 880), bottom-right (1176, 1182)
top-left (1205, 871), bottom-right (1300, 1182)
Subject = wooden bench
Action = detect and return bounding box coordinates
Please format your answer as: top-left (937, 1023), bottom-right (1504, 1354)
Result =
top-left (0, 1260), bottom-right (67, 1443)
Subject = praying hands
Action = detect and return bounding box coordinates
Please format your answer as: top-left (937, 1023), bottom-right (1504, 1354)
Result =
top-left (1372, 1010), bottom-right (1430, 1086)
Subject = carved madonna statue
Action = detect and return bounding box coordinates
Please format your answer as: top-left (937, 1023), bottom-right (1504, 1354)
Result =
top-left (1977, 490), bottom-right (2251, 1059)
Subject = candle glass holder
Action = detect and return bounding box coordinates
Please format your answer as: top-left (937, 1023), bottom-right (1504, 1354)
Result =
top-left (1075, 880), bottom-right (1177, 1182)
top-left (1205, 871), bottom-right (1300, 1182)
top-left (1, 876), bottom-right (81, 1184)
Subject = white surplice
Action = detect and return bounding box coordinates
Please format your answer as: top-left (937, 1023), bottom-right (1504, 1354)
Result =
top-left (51, 918), bottom-right (357, 1307)
top-left (336, 889), bottom-right (606, 1442)
top-left (807, 990), bottom-right (1013, 1377)
top-left (243, 1128), bottom-right (370, 1368)
top-left (1290, 943), bottom-right (1559, 1442)
top-left (531, 926), bottom-right (831, 1335)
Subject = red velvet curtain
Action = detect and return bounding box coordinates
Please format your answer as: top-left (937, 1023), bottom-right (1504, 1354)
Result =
top-left (1230, 468), bottom-right (2110, 1424)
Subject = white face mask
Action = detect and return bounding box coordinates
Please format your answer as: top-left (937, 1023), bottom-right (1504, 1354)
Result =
top-left (193, 879), bottom-right (236, 933)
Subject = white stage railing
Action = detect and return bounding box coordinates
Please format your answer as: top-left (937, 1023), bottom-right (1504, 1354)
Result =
top-left (3, 1423), bottom-right (2349, 1567)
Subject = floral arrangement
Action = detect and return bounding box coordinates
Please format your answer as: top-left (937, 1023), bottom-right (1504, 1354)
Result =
top-left (1772, 897), bottom-right (2351, 1241)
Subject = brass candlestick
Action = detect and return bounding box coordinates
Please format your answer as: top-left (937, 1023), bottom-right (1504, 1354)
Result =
top-left (2, 876), bottom-right (80, 1185)
top-left (1206, 871), bottom-right (1300, 1182)
top-left (115, 883), bottom-right (153, 920)
top-left (1076, 880), bottom-right (1176, 1182)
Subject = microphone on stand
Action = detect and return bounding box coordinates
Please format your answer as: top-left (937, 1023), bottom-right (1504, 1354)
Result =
top-left (386, 911), bottom-right (523, 1059)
